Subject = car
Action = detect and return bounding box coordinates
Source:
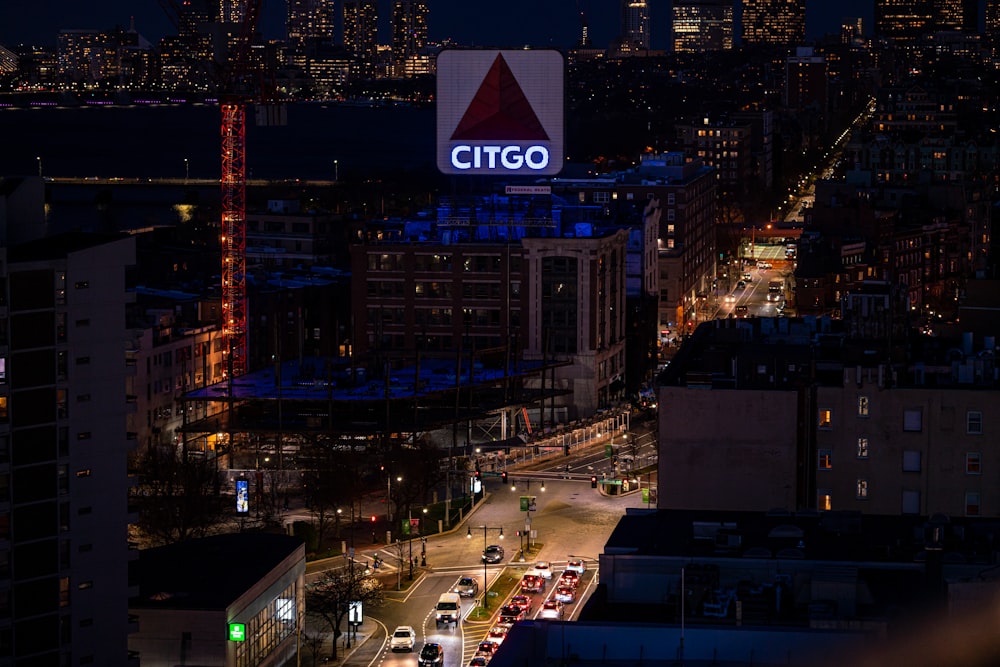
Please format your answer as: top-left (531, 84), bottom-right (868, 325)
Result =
top-left (529, 561), bottom-right (553, 579)
top-left (468, 657), bottom-right (490, 667)
top-left (482, 544), bottom-right (505, 564)
top-left (509, 594), bottom-right (534, 614)
top-left (554, 585), bottom-right (576, 603)
top-left (724, 294), bottom-right (736, 303)
top-left (520, 574), bottom-right (544, 593)
top-left (486, 626), bottom-right (508, 646)
top-left (539, 600), bottom-right (564, 619)
top-left (558, 570), bottom-right (580, 588)
top-left (565, 559), bottom-right (586, 575)
top-left (390, 626), bottom-right (416, 652)
top-left (742, 272), bottom-right (753, 281)
top-left (454, 575), bottom-right (479, 597)
top-left (735, 305), bottom-right (749, 318)
top-left (736, 280), bottom-right (747, 289)
top-left (477, 641), bottom-right (498, 657)
top-left (499, 604), bottom-right (526, 624)
top-left (418, 642), bottom-right (444, 666)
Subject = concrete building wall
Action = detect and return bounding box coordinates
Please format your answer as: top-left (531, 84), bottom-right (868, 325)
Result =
top-left (659, 387), bottom-right (799, 511)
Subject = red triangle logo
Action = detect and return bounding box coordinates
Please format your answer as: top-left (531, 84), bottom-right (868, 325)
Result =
top-left (450, 54), bottom-right (549, 142)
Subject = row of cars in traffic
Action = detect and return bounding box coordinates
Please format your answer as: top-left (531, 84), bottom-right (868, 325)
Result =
top-left (468, 558), bottom-right (589, 664)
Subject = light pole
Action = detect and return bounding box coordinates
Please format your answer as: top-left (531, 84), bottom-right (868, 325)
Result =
top-left (184, 158), bottom-right (189, 182)
top-left (386, 472), bottom-right (402, 527)
top-left (468, 524), bottom-right (504, 608)
top-left (334, 159), bottom-right (339, 182)
top-left (36, 156), bottom-right (41, 178)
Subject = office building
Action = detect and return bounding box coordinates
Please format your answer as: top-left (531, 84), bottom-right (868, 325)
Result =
top-left (785, 47), bottom-right (828, 110)
top-left (619, 0), bottom-right (651, 51)
top-left (287, 0), bottom-right (336, 47)
top-left (344, 0), bottom-right (379, 79)
top-left (741, 0), bottom-right (806, 46)
top-left (672, 0), bottom-right (734, 52)
top-left (0, 178), bottom-right (139, 665)
top-left (391, 1), bottom-right (429, 78)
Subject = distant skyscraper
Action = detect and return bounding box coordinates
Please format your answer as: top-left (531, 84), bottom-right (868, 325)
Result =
top-left (391, 1), bottom-right (429, 78)
top-left (875, 0), bottom-right (977, 42)
top-left (932, 0), bottom-right (978, 31)
top-left (287, 0), bottom-right (336, 47)
top-left (620, 0), bottom-right (651, 51)
top-left (841, 17), bottom-right (865, 45)
top-left (344, 0), bottom-right (379, 78)
top-left (741, 0), bottom-right (806, 46)
top-left (989, 0), bottom-right (1000, 32)
top-left (219, 0), bottom-right (243, 24)
top-left (672, 0), bottom-right (734, 52)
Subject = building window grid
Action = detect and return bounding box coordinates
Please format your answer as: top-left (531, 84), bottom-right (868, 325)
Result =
top-left (234, 581), bottom-right (298, 667)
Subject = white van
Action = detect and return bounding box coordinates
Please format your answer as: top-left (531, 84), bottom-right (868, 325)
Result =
top-left (435, 592), bottom-right (462, 627)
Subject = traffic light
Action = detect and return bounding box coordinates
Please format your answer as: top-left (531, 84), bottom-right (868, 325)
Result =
top-left (371, 515), bottom-right (376, 523)
top-left (501, 471), bottom-right (508, 485)
top-left (590, 476), bottom-right (598, 489)
top-left (474, 469), bottom-right (482, 481)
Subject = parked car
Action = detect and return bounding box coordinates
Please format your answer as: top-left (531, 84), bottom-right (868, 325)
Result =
top-left (482, 544), bottom-right (505, 563)
top-left (565, 559), bottom-right (586, 575)
top-left (418, 642), bottom-right (444, 666)
top-left (509, 594), bottom-right (534, 614)
top-left (554, 585), bottom-right (576, 603)
top-left (558, 570), bottom-right (580, 588)
top-left (390, 626), bottom-right (416, 652)
top-left (539, 600), bottom-right (564, 619)
top-left (454, 575), bottom-right (479, 597)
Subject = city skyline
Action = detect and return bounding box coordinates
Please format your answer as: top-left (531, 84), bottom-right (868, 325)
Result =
top-left (1, 0), bottom-right (884, 51)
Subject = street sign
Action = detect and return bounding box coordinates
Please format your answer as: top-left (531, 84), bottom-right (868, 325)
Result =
top-left (519, 495), bottom-right (537, 512)
top-left (605, 444), bottom-right (613, 458)
top-left (599, 479), bottom-right (622, 486)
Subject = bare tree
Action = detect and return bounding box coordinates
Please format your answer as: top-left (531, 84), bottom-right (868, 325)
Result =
top-left (131, 446), bottom-right (228, 547)
top-left (306, 565), bottom-right (384, 660)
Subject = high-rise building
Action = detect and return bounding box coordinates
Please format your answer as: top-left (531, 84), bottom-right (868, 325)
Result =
top-left (785, 47), bottom-right (828, 111)
top-left (874, 0), bottom-right (976, 42)
top-left (391, 1), bottom-right (429, 78)
top-left (619, 0), bottom-right (651, 51)
top-left (287, 0), bottom-right (337, 47)
top-left (344, 0), bottom-right (379, 79)
top-left (0, 178), bottom-right (139, 666)
top-left (672, 0), bottom-right (734, 52)
top-left (741, 0), bottom-right (806, 46)
top-left (989, 0), bottom-right (1000, 32)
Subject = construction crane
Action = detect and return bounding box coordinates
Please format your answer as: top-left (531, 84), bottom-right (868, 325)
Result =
top-left (159, 0), bottom-right (269, 378)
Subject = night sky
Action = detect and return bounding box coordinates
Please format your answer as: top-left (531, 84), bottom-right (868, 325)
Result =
top-left (1, 0), bottom-right (886, 50)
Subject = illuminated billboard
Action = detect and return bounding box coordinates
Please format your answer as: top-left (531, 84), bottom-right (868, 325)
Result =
top-left (437, 49), bottom-right (564, 176)
top-left (236, 479), bottom-right (248, 513)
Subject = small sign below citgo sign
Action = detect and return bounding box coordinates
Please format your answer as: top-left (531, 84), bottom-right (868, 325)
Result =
top-left (229, 622), bottom-right (246, 642)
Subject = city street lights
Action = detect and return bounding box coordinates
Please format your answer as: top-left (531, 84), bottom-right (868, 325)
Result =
top-left (184, 158), bottom-right (189, 181)
top-left (334, 159), bottom-right (339, 182)
top-left (36, 156), bottom-right (41, 178)
top-left (468, 524), bottom-right (504, 607)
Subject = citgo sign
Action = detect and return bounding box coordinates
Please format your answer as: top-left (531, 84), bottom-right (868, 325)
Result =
top-left (437, 49), bottom-right (564, 176)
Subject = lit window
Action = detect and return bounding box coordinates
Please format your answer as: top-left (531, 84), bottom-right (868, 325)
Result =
top-left (857, 395), bottom-right (869, 417)
top-left (856, 437), bottom-right (869, 459)
top-left (856, 479), bottom-right (869, 499)
top-left (818, 490), bottom-right (832, 511)
top-left (966, 492), bottom-right (981, 517)
top-left (902, 450), bottom-right (921, 472)
top-left (967, 411), bottom-right (982, 435)
top-left (818, 449), bottom-right (832, 470)
top-left (966, 452), bottom-right (981, 475)
top-left (818, 409), bottom-right (833, 429)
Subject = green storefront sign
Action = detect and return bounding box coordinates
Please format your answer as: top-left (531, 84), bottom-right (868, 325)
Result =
top-left (228, 622), bottom-right (246, 642)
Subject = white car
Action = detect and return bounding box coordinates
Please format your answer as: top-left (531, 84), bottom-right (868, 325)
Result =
top-left (528, 561), bottom-right (553, 579)
top-left (390, 626), bottom-right (416, 652)
top-left (566, 558), bottom-right (587, 574)
top-left (539, 599), bottom-right (564, 619)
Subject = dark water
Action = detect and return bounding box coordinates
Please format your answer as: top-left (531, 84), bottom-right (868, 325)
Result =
top-left (0, 102), bottom-right (436, 181)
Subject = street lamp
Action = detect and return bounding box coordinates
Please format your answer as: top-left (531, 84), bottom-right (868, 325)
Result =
top-left (334, 159), bottom-right (339, 182)
top-left (36, 156), bottom-right (42, 178)
top-left (184, 158), bottom-right (189, 181)
top-left (467, 524), bottom-right (504, 608)
top-left (386, 473), bottom-right (402, 527)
